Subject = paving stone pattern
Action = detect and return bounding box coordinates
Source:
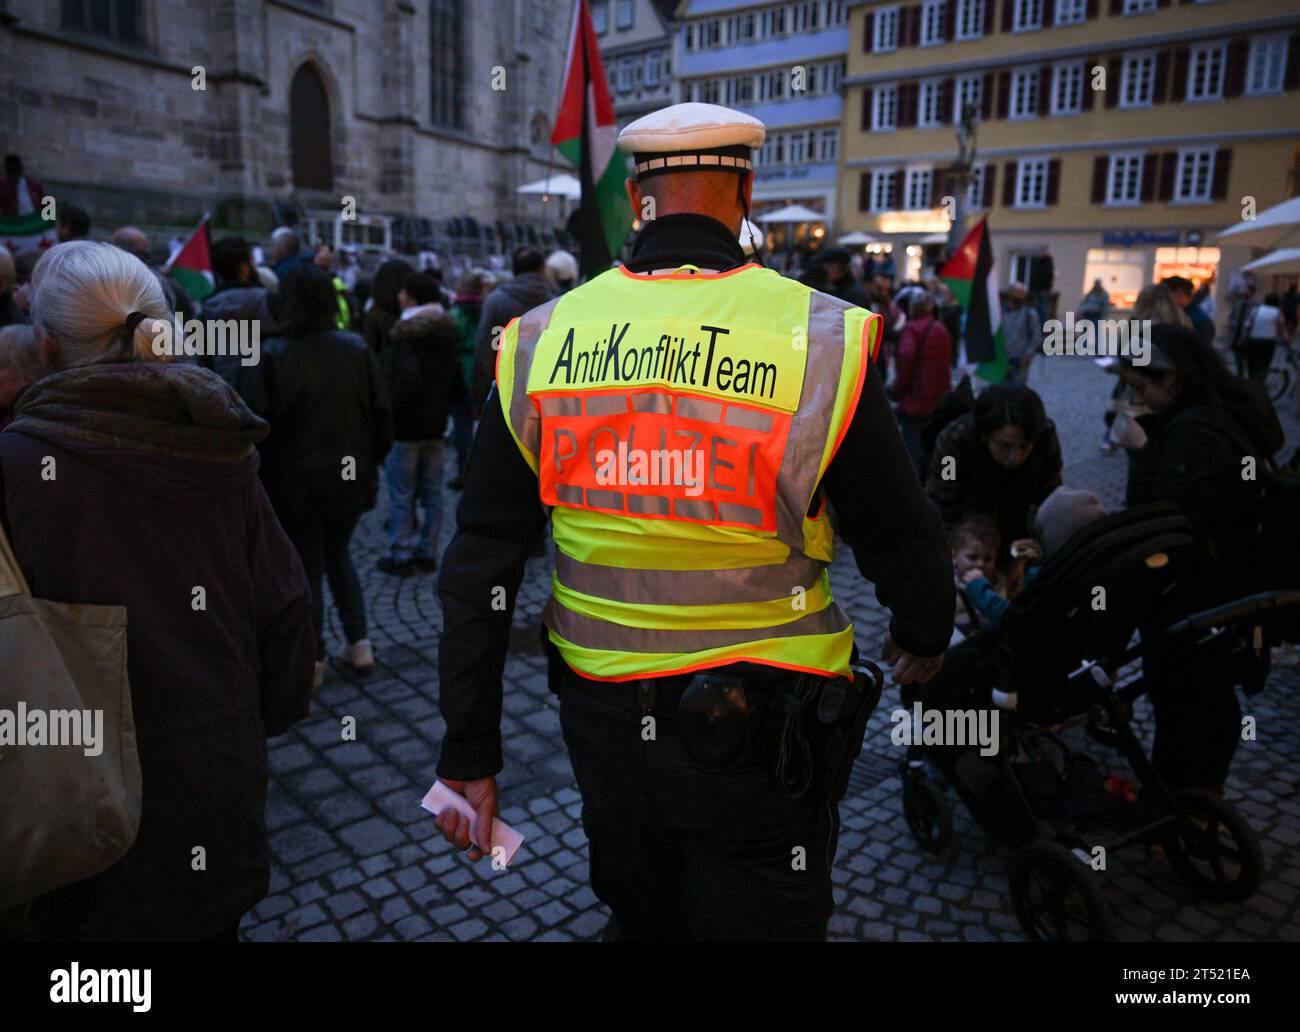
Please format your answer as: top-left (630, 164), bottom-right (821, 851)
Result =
top-left (241, 354), bottom-right (1300, 942)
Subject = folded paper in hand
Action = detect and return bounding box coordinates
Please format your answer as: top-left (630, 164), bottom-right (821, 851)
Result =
top-left (421, 780), bottom-right (525, 866)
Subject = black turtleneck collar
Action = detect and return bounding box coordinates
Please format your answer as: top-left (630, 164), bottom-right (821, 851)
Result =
top-left (623, 213), bottom-right (749, 275)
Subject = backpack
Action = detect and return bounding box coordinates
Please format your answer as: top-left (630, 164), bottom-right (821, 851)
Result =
top-left (919, 374), bottom-right (975, 476)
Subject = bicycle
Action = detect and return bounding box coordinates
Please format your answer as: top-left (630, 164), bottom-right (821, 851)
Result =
top-left (1266, 344), bottom-right (1299, 404)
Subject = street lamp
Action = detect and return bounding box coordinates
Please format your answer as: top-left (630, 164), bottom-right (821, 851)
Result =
top-left (946, 102), bottom-right (979, 253)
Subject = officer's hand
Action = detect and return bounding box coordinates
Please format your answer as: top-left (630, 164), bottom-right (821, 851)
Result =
top-left (882, 633), bottom-right (944, 686)
top-left (434, 777), bottom-right (499, 862)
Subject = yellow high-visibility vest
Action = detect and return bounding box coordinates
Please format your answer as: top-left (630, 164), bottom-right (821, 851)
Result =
top-left (497, 262), bottom-right (880, 682)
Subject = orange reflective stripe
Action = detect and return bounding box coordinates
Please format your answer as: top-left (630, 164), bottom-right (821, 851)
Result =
top-left (825, 311), bottom-right (876, 471)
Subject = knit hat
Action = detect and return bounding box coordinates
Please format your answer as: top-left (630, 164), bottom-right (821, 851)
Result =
top-left (1035, 486), bottom-right (1107, 557)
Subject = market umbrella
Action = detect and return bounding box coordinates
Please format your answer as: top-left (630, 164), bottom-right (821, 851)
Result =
top-left (756, 203), bottom-right (824, 224)
top-left (837, 230), bottom-right (875, 245)
top-left (1239, 247), bottom-right (1300, 275)
top-left (516, 173), bottom-right (581, 200)
top-left (1216, 195), bottom-right (1300, 249)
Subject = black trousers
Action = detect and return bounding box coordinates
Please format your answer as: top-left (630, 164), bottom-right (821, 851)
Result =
top-left (549, 652), bottom-right (839, 941)
top-left (282, 509), bottom-right (367, 660)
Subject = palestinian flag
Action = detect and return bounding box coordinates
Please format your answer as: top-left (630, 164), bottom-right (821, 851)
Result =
top-left (163, 214), bottom-right (214, 302)
top-left (0, 212), bottom-right (56, 256)
top-left (940, 217), bottom-right (1005, 384)
top-left (551, 0), bottom-right (631, 280)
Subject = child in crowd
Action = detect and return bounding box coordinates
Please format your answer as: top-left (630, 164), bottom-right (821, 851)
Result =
top-left (949, 514), bottom-right (999, 642)
top-left (961, 487), bottom-right (1107, 629)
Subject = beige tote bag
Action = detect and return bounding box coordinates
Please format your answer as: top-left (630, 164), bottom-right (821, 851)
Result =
top-left (0, 524), bottom-right (141, 908)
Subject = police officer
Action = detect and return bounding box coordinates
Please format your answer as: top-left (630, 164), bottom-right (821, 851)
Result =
top-left (433, 103), bottom-right (953, 941)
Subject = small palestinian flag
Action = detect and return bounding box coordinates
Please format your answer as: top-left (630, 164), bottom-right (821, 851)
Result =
top-left (164, 214), bottom-right (214, 302)
top-left (940, 217), bottom-right (1005, 384)
top-left (0, 212), bottom-right (56, 256)
top-left (551, 0), bottom-right (631, 280)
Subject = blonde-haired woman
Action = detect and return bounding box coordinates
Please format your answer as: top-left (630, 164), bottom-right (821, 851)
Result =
top-left (0, 241), bottom-right (315, 940)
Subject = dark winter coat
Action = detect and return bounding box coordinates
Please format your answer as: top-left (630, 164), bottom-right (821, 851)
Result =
top-left (200, 282), bottom-right (274, 403)
top-left (383, 303), bottom-right (465, 442)
top-left (891, 315), bottom-right (953, 418)
top-left (1127, 379), bottom-right (1284, 602)
top-left (252, 329), bottom-right (393, 525)
top-left (0, 362), bottom-right (315, 940)
top-left (925, 411), bottom-right (1064, 545)
top-left (472, 272), bottom-right (552, 408)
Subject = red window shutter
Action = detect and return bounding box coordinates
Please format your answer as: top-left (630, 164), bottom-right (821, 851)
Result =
top-left (1043, 2), bottom-right (1055, 27)
top-left (899, 82), bottom-right (919, 126)
top-left (1082, 67), bottom-right (1097, 109)
top-left (1211, 148), bottom-right (1232, 200)
top-left (981, 72), bottom-right (995, 118)
top-left (888, 173), bottom-right (900, 211)
top-left (1104, 57), bottom-right (1121, 108)
top-left (1140, 154), bottom-right (1156, 201)
top-left (944, 0), bottom-right (956, 40)
top-left (1171, 47), bottom-right (1189, 101)
top-left (864, 10), bottom-right (875, 51)
top-left (997, 70), bottom-right (1011, 117)
top-left (1223, 39), bottom-right (1249, 98)
top-left (940, 77), bottom-right (955, 123)
top-left (931, 169), bottom-right (948, 208)
top-left (1001, 0), bottom-right (1013, 33)
top-left (1109, 0), bottom-right (1122, 14)
top-left (984, 0), bottom-right (995, 34)
top-left (859, 173), bottom-right (871, 212)
top-left (1038, 65), bottom-right (1052, 115)
top-left (1086, 0), bottom-right (1099, 17)
top-left (1091, 155), bottom-right (1108, 203)
top-left (1287, 33), bottom-right (1300, 91)
top-left (1046, 159), bottom-right (1061, 205)
top-left (904, 5), bottom-right (922, 46)
top-left (982, 164), bottom-right (996, 208)
top-left (861, 88), bottom-right (873, 131)
top-left (1152, 51), bottom-right (1170, 103)
top-left (1157, 0), bottom-right (1171, 8)
top-left (1157, 151), bottom-right (1177, 201)
top-left (1003, 160), bottom-right (1018, 206)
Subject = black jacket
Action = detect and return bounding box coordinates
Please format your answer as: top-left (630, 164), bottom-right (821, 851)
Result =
top-left (383, 304), bottom-right (465, 441)
top-left (252, 329), bottom-right (392, 523)
top-left (472, 272), bottom-right (553, 408)
top-left (200, 282), bottom-right (274, 403)
top-left (435, 214), bottom-right (954, 780)
top-left (1127, 380), bottom-right (1284, 601)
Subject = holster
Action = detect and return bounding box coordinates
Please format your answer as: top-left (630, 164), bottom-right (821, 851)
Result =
top-left (812, 662), bottom-right (885, 803)
top-left (676, 671), bottom-right (752, 773)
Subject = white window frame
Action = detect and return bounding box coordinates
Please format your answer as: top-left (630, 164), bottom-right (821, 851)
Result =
top-left (819, 128), bottom-right (839, 162)
top-left (1015, 157), bottom-right (1049, 209)
top-left (966, 162), bottom-right (987, 209)
top-left (873, 84), bottom-right (899, 131)
top-left (1105, 152), bottom-right (1144, 206)
top-left (1009, 66), bottom-right (1040, 120)
top-left (1013, 0), bottom-right (1043, 33)
top-left (615, 0), bottom-right (634, 31)
top-left (644, 51), bottom-right (662, 88)
top-left (871, 169), bottom-right (899, 213)
top-left (921, 0), bottom-right (946, 46)
top-left (954, 73), bottom-right (983, 124)
top-left (617, 58), bottom-right (634, 93)
top-left (874, 4), bottom-right (900, 53)
top-left (1050, 60), bottom-right (1084, 114)
top-left (1246, 34), bottom-right (1288, 96)
top-left (1122, 0), bottom-right (1156, 13)
top-left (1173, 147), bottom-right (1215, 204)
top-left (1187, 43), bottom-right (1226, 102)
top-left (955, 0), bottom-right (984, 42)
top-left (1054, 0), bottom-right (1086, 26)
top-left (1120, 51), bottom-right (1156, 109)
top-left (591, 0), bottom-right (609, 35)
top-left (918, 79), bottom-right (945, 128)
top-left (904, 167), bottom-right (934, 211)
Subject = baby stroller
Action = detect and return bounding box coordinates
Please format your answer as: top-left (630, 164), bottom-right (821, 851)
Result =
top-left (898, 502), bottom-right (1300, 941)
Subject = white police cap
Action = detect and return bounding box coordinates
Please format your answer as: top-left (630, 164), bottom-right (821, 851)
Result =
top-left (617, 102), bottom-right (765, 180)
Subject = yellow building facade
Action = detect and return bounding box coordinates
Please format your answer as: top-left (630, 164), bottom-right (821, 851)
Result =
top-left (838, 0), bottom-right (1300, 312)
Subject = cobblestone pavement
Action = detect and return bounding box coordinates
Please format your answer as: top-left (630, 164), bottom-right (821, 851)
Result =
top-left (241, 354), bottom-right (1300, 942)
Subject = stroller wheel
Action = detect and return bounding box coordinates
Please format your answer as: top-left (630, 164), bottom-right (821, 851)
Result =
top-left (1163, 788), bottom-right (1264, 902)
top-left (1010, 840), bottom-right (1113, 943)
top-left (902, 770), bottom-right (952, 853)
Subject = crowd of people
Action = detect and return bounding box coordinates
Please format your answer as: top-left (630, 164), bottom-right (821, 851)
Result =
top-left (1, 159), bottom-right (1297, 938)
